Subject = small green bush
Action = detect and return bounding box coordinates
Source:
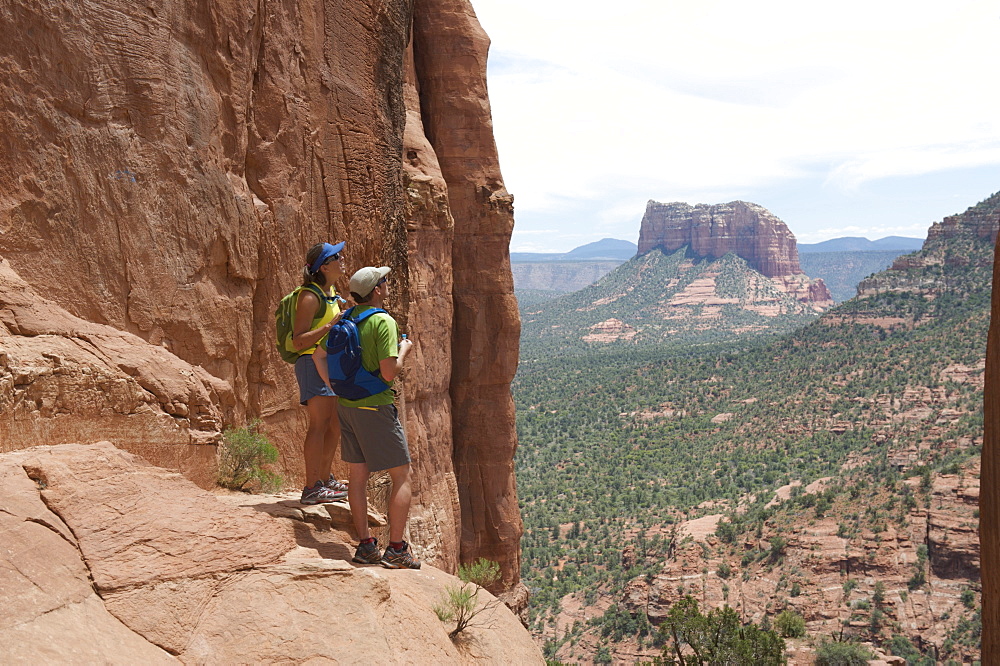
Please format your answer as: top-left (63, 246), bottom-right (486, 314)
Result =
top-left (434, 558), bottom-right (503, 640)
top-left (814, 640), bottom-right (873, 665)
top-left (217, 419), bottom-right (283, 492)
top-left (774, 609), bottom-right (806, 638)
top-left (459, 557), bottom-right (502, 587)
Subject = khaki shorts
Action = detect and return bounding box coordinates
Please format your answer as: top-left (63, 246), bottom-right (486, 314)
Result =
top-left (337, 403), bottom-right (410, 472)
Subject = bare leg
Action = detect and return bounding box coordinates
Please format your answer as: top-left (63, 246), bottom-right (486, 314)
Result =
top-left (320, 406), bottom-right (341, 479)
top-left (303, 395), bottom-right (337, 486)
top-left (385, 464), bottom-right (412, 544)
top-left (348, 461), bottom-right (371, 540)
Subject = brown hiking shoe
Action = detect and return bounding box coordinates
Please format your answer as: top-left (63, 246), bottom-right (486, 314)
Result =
top-left (380, 541), bottom-right (421, 569)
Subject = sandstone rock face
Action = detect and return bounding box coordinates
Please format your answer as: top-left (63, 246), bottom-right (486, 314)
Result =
top-left (0, 443), bottom-right (543, 663)
top-left (637, 200), bottom-right (832, 305)
top-left (411, 0), bottom-right (524, 601)
top-left (982, 229), bottom-right (1000, 660)
top-left (0, 0), bottom-right (522, 596)
top-left (858, 195), bottom-right (998, 300)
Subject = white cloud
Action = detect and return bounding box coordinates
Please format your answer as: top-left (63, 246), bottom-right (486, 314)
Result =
top-left (472, 0), bottom-right (1000, 246)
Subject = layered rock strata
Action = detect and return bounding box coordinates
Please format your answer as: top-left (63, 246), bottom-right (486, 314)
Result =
top-left (0, 443), bottom-right (542, 662)
top-left (0, 0), bottom-right (522, 598)
top-left (637, 200), bottom-right (832, 305)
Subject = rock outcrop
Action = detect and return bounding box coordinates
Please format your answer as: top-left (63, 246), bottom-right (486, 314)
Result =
top-left (0, 442), bottom-right (542, 663)
top-left (637, 200), bottom-right (832, 305)
top-left (0, 0), bottom-right (522, 599)
top-left (982, 216), bottom-right (1000, 660)
top-left (857, 193), bottom-right (999, 301)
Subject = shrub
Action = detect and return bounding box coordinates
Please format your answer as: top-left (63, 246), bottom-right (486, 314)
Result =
top-left (814, 640), bottom-right (873, 665)
top-left (774, 609), bottom-right (806, 638)
top-left (657, 596), bottom-right (785, 665)
top-left (217, 419), bottom-right (283, 492)
top-left (907, 570), bottom-right (926, 591)
top-left (434, 558), bottom-right (503, 640)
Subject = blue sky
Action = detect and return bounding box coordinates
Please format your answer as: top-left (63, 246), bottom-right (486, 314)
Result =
top-left (471, 0), bottom-right (1000, 252)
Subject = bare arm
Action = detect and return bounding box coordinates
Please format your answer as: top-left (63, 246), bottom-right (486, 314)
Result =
top-left (312, 345), bottom-right (333, 391)
top-left (379, 338), bottom-right (413, 382)
top-left (291, 290), bottom-right (340, 351)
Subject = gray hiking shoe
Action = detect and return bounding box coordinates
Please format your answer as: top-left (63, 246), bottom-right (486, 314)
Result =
top-left (381, 541), bottom-right (421, 570)
top-left (324, 475), bottom-right (349, 499)
top-left (352, 539), bottom-right (381, 565)
top-left (300, 481), bottom-right (342, 505)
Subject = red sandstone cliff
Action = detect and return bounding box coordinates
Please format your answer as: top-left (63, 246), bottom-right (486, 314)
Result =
top-left (0, 0), bottom-right (522, 600)
top-left (637, 200), bottom-right (832, 305)
top-left (982, 218), bottom-right (1000, 660)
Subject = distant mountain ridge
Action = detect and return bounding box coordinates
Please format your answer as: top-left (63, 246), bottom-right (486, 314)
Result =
top-left (511, 238), bottom-right (637, 263)
top-left (799, 236), bottom-right (924, 253)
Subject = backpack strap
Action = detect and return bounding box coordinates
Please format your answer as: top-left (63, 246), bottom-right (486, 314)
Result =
top-left (349, 307), bottom-right (386, 323)
top-left (301, 283), bottom-right (328, 320)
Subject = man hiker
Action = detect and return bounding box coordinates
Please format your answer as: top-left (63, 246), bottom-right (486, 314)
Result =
top-left (313, 265), bottom-right (420, 569)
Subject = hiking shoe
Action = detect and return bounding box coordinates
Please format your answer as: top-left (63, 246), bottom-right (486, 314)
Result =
top-left (352, 539), bottom-right (382, 565)
top-left (381, 541), bottom-right (421, 569)
top-left (300, 481), bottom-right (342, 505)
top-left (324, 475), bottom-right (349, 498)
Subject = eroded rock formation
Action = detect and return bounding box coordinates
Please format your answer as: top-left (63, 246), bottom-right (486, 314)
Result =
top-left (982, 224), bottom-right (1000, 660)
top-left (637, 200), bottom-right (832, 305)
top-left (0, 443), bottom-right (542, 662)
top-left (0, 0), bottom-right (522, 602)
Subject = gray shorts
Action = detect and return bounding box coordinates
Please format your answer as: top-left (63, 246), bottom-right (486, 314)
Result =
top-left (337, 403), bottom-right (410, 472)
top-left (295, 354), bottom-right (336, 405)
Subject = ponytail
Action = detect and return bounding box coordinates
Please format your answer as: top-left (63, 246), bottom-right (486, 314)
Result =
top-left (302, 243), bottom-right (328, 287)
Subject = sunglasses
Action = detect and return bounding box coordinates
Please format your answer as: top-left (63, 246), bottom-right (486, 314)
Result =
top-left (324, 253), bottom-right (342, 264)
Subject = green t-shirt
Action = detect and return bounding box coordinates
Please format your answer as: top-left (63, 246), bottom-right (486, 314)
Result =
top-left (338, 305), bottom-right (398, 407)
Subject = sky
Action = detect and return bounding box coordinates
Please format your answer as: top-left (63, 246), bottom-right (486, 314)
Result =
top-left (469, 0), bottom-right (1000, 253)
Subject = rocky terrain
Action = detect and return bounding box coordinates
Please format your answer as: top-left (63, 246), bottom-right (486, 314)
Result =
top-left (549, 462), bottom-right (981, 664)
top-left (637, 200), bottom-right (831, 306)
top-left (516, 194), bottom-right (996, 662)
top-left (520, 247), bottom-right (832, 353)
top-left (0, 0), bottom-right (523, 602)
top-left (0, 442), bottom-right (542, 662)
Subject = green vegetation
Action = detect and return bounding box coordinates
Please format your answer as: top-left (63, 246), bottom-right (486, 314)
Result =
top-left (519, 247), bottom-right (824, 355)
top-left (814, 639), bottom-right (874, 665)
top-left (433, 559), bottom-right (503, 640)
top-left (216, 419), bottom-right (283, 492)
top-left (800, 250), bottom-right (906, 302)
top-left (652, 596), bottom-right (785, 665)
top-left (774, 609), bottom-right (806, 638)
top-left (513, 200), bottom-right (994, 659)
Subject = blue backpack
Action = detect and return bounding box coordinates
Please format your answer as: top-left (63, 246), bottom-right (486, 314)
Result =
top-left (325, 306), bottom-right (392, 400)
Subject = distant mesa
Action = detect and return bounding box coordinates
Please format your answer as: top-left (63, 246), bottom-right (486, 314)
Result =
top-left (637, 200), bottom-right (832, 305)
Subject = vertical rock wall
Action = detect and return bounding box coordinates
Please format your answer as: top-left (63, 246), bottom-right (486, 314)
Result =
top-left (0, 0), bottom-right (523, 594)
top-left (411, 0), bottom-right (525, 597)
top-left (982, 234), bottom-right (1000, 660)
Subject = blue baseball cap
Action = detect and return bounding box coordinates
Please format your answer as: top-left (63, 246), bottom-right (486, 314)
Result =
top-left (309, 242), bottom-right (346, 273)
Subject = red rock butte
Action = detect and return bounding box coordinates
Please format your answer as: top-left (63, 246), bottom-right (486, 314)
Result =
top-left (0, 0), bottom-right (523, 606)
top-left (639, 200), bottom-right (804, 277)
top-left (637, 200), bottom-right (832, 306)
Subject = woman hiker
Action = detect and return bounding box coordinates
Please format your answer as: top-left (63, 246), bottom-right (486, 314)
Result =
top-left (292, 241), bottom-right (351, 504)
